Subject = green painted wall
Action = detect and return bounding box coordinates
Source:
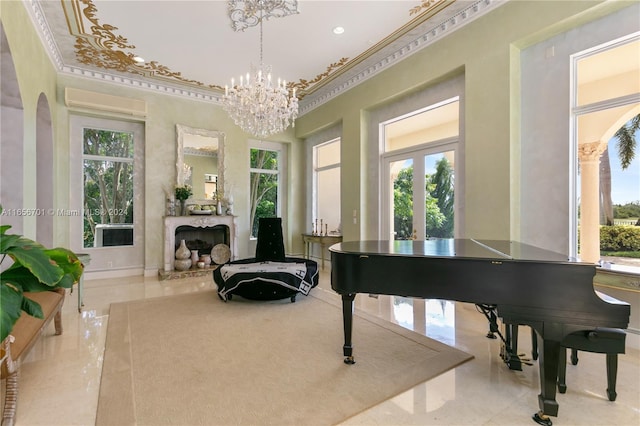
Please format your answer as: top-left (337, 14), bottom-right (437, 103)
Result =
top-left (295, 0), bottom-right (631, 242)
top-left (2, 0), bottom-right (635, 274)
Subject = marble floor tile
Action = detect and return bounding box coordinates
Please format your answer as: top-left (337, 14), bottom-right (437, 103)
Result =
top-left (3, 271), bottom-right (639, 425)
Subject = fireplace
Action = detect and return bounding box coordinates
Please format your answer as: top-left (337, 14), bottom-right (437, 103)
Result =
top-left (163, 215), bottom-right (237, 272)
top-left (175, 224), bottom-right (229, 256)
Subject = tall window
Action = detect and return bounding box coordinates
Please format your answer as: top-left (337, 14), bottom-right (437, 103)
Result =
top-left (249, 141), bottom-right (284, 238)
top-left (70, 115), bottom-right (143, 273)
top-left (83, 128), bottom-right (134, 248)
top-left (313, 138), bottom-right (341, 234)
top-left (382, 98), bottom-right (459, 240)
top-left (571, 35), bottom-right (639, 270)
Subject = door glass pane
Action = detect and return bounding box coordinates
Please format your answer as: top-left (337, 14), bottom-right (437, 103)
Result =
top-left (425, 151), bottom-right (455, 238)
top-left (82, 129), bottom-right (134, 248)
top-left (391, 158), bottom-right (413, 240)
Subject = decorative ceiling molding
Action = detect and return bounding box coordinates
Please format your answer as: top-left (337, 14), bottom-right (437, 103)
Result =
top-left (63, 0), bottom-right (224, 91)
top-left (24, 0), bottom-right (65, 71)
top-left (298, 0), bottom-right (501, 115)
top-left (24, 0), bottom-right (504, 115)
top-left (227, 0), bottom-right (299, 32)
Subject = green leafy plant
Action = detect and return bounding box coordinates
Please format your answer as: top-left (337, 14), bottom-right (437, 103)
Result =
top-left (175, 184), bottom-right (193, 201)
top-left (0, 206), bottom-right (83, 342)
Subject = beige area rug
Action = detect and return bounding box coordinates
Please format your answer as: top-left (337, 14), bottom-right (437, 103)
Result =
top-left (97, 290), bottom-right (473, 425)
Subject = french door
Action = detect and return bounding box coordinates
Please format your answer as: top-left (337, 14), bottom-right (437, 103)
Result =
top-left (382, 141), bottom-right (456, 241)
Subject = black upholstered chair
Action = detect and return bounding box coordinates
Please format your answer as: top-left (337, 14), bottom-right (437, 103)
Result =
top-left (213, 218), bottom-right (319, 302)
top-left (255, 217), bottom-right (286, 262)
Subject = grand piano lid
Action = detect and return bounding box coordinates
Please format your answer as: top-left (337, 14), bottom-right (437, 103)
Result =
top-left (330, 239), bottom-right (594, 265)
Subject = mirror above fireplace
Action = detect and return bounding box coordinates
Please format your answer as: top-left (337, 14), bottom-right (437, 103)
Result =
top-left (176, 124), bottom-right (225, 200)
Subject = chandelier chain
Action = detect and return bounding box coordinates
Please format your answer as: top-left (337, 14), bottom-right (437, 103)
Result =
top-left (222, 0), bottom-right (299, 138)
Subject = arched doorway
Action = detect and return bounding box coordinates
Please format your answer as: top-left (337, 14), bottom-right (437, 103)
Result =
top-left (0, 23), bottom-right (25, 235)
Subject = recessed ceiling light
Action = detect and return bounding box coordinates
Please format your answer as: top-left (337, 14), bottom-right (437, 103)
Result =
top-left (333, 26), bottom-right (345, 35)
top-left (132, 56), bottom-right (145, 63)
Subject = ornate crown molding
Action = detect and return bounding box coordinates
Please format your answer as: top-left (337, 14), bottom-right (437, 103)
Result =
top-left (25, 0), bottom-right (504, 116)
top-left (299, 0), bottom-right (502, 114)
top-left (24, 0), bottom-right (65, 71)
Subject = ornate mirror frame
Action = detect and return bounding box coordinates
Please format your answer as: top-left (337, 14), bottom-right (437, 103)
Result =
top-left (176, 124), bottom-right (225, 198)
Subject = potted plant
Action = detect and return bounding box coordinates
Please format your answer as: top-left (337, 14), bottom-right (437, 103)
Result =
top-left (175, 184), bottom-right (193, 215)
top-left (0, 205), bottom-right (84, 342)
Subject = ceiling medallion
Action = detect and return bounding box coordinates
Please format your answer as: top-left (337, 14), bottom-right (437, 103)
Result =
top-left (227, 0), bottom-right (299, 32)
top-left (222, 0), bottom-right (299, 138)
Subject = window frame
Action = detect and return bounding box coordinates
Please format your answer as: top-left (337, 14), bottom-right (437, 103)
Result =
top-left (69, 115), bottom-right (144, 273)
top-left (248, 140), bottom-right (287, 239)
top-left (313, 138), bottom-right (341, 235)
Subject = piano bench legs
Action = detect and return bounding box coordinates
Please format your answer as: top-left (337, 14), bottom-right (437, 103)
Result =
top-left (530, 327), bottom-right (625, 401)
top-left (553, 328), bottom-right (626, 401)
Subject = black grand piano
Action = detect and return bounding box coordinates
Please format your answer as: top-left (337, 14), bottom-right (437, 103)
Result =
top-left (330, 239), bottom-right (630, 425)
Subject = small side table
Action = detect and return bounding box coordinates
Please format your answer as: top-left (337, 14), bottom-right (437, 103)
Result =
top-left (302, 234), bottom-right (342, 270)
top-left (75, 253), bottom-right (91, 312)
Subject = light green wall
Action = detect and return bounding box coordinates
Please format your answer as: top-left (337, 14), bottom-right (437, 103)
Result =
top-left (295, 0), bottom-right (630, 242)
top-left (2, 0), bottom-right (303, 273)
top-left (54, 74), bottom-right (300, 270)
top-left (0, 1), bottom-right (58, 239)
top-left (2, 0), bottom-right (635, 274)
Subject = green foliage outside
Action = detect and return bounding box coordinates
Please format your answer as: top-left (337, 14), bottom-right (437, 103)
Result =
top-left (250, 148), bottom-right (278, 237)
top-left (83, 129), bottom-right (134, 247)
top-left (613, 201), bottom-right (640, 221)
top-left (599, 201), bottom-right (640, 260)
top-left (599, 225), bottom-right (640, 252)
top-left (393, 157), bottom-right (454, 239)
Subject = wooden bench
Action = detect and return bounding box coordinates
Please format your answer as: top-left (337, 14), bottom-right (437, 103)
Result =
top-left (1, 288), bottom-right (66, 426)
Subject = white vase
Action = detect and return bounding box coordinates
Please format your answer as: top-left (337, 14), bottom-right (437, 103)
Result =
top-left (175, 239), bottom-right (190, 260)
top-left (174, 258), bottom-right (192, 271)
top-left (191, 250), bottom-right (199, 264)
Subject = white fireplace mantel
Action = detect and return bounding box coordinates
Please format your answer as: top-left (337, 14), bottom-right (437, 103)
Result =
top-left (164, 215), bottom-right (237, 272)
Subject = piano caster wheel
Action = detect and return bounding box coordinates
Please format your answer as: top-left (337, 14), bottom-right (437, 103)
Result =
top-left (344, 356), bottom-right (356, 365)
top-left (532, 411), bottom-right (552, 426)
top-left (486, 332), bottom-right (497, 339)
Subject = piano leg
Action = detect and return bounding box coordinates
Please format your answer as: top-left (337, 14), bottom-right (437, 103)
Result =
top-left (533, 333), bottom-right (561, 426)
top-left (341, 293), bottom-right (356, 364)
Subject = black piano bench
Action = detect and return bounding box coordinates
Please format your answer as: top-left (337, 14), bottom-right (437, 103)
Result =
top-left (557, 328), bottom-right (626, 401)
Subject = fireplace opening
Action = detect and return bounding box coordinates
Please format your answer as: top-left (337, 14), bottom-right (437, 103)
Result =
top-left (175, 224), bottom-right (229, 257)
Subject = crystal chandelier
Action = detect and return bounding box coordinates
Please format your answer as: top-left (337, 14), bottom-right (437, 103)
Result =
top-left (222, 0), bottom-right (299, 139)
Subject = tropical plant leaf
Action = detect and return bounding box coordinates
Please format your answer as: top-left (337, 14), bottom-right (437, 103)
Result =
top-left (4, 236), bottom-right (64, 285)
top-left (21, 296), bottom-right (44, 319)
top-left (45, 247), bottom-right (84, 286)
top-left (0, 283), bottom-right (25, 342)
top-left (2, 266), bottom-right (55, 291)
top-left (0, 233), bottom-right (21, 253)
